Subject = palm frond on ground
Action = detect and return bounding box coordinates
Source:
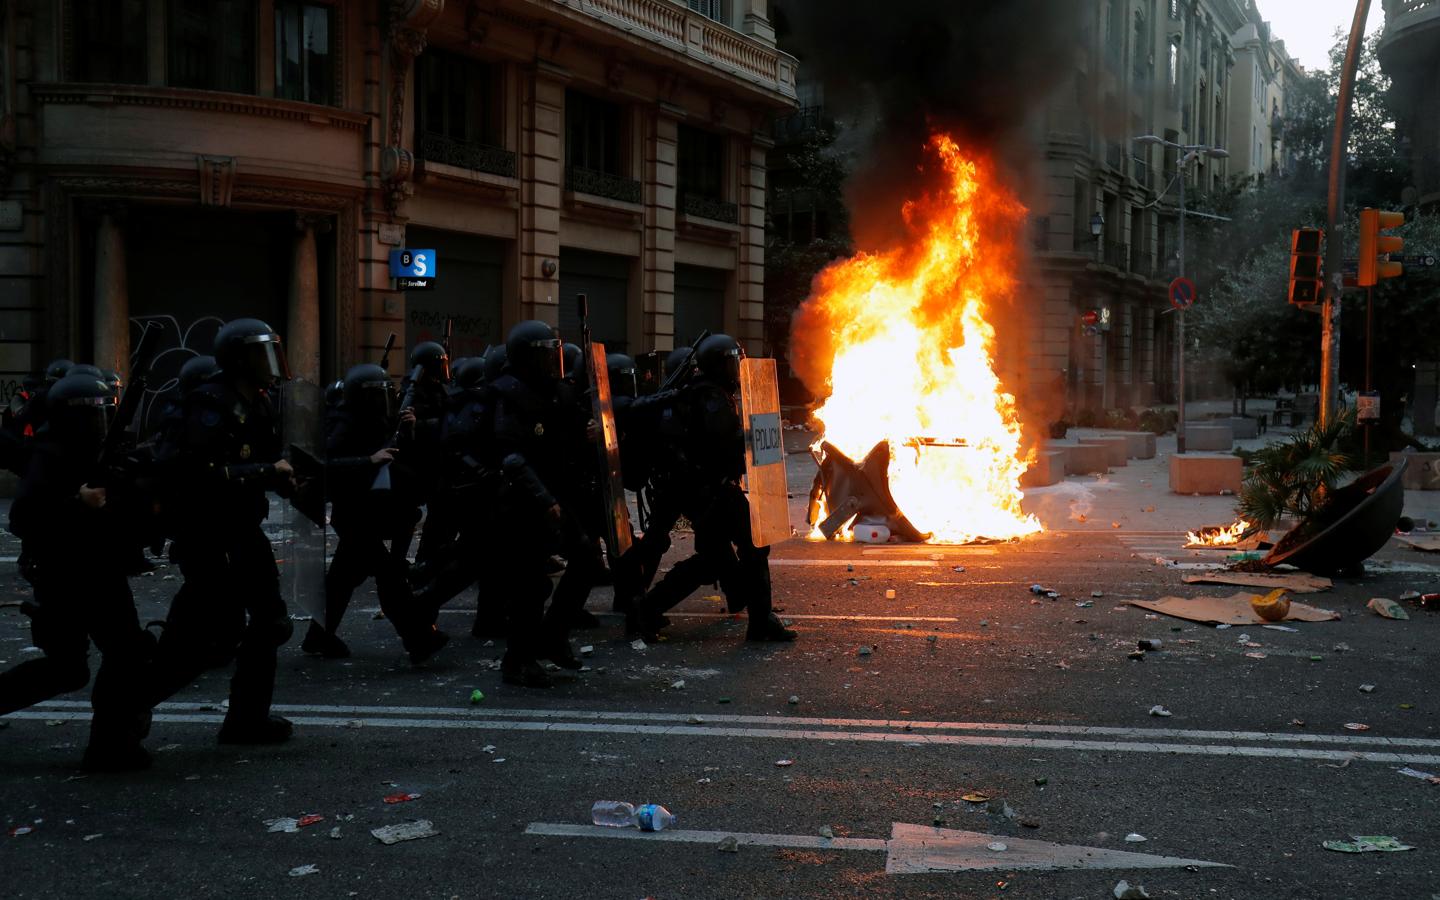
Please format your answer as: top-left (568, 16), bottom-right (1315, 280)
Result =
top-left (1239, 412), bottom-right (1358, 530)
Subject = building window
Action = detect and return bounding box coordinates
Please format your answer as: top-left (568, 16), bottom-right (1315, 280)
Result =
top-left (1131, 11), bottom-right (1149, 81)
top-left (1169, 0), bottom-right (1179, 19)
top-left (678, 125), bottom-right (735, 222)
top-left (566, 90), bottom-right (624, 177)
top-left (73, 0), bottom-right (148, 84)
top-left (687, 0), bottom-right (731, 26)
top-left (414, 51), bottom-right (512, 177)
top-left (275, 2), bottom-right (333, 105)
top-left (168, 0), bottom-right (257, 93)
top-left (1167, 40), bottom-right (1179, 88)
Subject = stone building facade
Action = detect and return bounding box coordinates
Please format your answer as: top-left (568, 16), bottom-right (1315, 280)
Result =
top-left (0, 0), bottom-right (795, 435)
top-left (1226, 6), bottom-right (1305, 182)
top-left (1379, 0), bottom-right (1440, 209)
top-left (1026, 0), bottom-right (1261, 423)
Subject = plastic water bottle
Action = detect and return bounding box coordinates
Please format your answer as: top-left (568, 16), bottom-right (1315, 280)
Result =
top-left (591, 800), bottom-right (637, 828)
top-left (634, 804), bottom-right (677, 832)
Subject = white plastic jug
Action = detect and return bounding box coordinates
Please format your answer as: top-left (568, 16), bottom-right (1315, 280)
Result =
top-left (853, 523), bottom-right (890, 544)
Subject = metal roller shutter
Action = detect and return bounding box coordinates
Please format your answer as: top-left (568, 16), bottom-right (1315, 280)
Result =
top-left (559, 249), bottom-right (631, 352)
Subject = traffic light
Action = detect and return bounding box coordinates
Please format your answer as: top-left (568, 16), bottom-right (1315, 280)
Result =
top-left (1289, 228), bottom-right (1324, 306)
top-left (1358, 208), bottom-right (1404, 287)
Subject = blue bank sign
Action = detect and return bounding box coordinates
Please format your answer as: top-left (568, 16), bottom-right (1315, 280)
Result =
top-left (389, 249), bottom-right (437, 289)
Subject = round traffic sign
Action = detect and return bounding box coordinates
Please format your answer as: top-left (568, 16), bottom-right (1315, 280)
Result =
top-left (1081, 309), bottom-right (1100, 327)
top-left (1169, 277), bottom-right (1197, 310)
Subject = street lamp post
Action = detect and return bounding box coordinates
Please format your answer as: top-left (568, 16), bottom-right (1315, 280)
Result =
top-left (1133, 135), bottom-right (1229, 455)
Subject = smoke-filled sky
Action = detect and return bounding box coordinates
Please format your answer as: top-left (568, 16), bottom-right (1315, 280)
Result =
top-left (1259, 0), bottom-right (1384, 72)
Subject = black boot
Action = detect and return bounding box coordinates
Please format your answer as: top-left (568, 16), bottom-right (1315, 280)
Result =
top-left (81, 742), bottom-right (152, 773)
top-left (218, 714), bottom-right (294, 745)
top-left (404, 626), bottom-right (450, 665)
top-left (300, 622), bottom-right (350, 659)
top-left (501, 659), bottom-right (553, 688)
top-left (539, 638), bottom-right (583, 671)
top-left (746, 612), bottom-right (797, 643)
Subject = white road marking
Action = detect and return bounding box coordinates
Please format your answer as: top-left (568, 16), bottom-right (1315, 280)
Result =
top-left (662, 612), bottom-right (962, 623)
top-left (13, 706), bottom-right (1440, 764)
top-left (884, 823), bottom-right (1230, 874)
top-left (769, 559), bottom-right (938, 568)
top-left (524, 822), bottom-right (887, 852)
top-left (524, 822), bottom-right (1230, 875)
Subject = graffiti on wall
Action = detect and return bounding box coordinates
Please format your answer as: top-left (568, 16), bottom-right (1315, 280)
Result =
top-left (128, 314), bottom-right (225, 436)
top-left (407, 307), bottom-right (499, 360)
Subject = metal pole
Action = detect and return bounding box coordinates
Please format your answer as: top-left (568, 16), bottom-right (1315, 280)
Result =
top-left (1177, 156), bottom-right (1187, 454)
top-left (1364, 284), bottom-right (1373, 462)
top-left (1320, 0), bottom-right (1373, 428)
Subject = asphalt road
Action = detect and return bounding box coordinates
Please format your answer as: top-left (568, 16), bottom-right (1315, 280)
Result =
top-left (1, 445), bottom-right (1438, 899)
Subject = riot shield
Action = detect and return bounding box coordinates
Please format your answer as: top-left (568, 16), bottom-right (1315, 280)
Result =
top-left (588, 341), bottom-right (634, 559)
top-left (739, 357), bottom-right (791, 547)
top-left (635, 351), bottom-right (663, 396)
top-left (277, 380), bottom-right (328, 628)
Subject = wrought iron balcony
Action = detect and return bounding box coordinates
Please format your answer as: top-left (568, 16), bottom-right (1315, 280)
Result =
top-left (417, 131), bottom-right (517, 178)
top-left (772, 105), bottom-right (832, 143)
top-left (565, 166), bottom-right (642, 204)
top-left (1105, 143), bottom-right (1125, 171)
top-left (680, 192), bottom-right (738, 224)
top-left (1131, 157), bottom-right (1152, 191)
top-left (1103, 240), bottom-right (1130, 270)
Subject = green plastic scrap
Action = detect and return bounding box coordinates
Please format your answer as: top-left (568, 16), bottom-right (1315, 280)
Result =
top-left (1322, 835), bottom-right (1415, 853)
top-left (469, 689), bottom-right (485, 704)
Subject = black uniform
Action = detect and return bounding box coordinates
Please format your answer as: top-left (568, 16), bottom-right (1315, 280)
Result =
top-left (147, 320), bottom-right (296, 744)
top-left (308, 375), bottom-right (446, 663)
top-left (0, 375), bottom-right (154, 771)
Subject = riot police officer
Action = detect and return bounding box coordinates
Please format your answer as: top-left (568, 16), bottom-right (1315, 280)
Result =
top-left (0, 372), bottom-right (155, 771)
top-left (405, 341), bottom-right (456, 567)
top-left (634, 335), bottom-right (795, 643)
top-left (146, 318), bottom-right (298, 744)
top-left (304, 363), bottom-right (448, 662)
top-left (489, 320), bottom-right (595, 687)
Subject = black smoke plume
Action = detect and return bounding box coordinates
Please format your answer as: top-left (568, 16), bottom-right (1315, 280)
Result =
top-left (777, 0), bottom-right (1084, 248)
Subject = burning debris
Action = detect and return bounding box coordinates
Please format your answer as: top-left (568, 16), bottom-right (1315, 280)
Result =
top-left (1185, 520), bottom-right (1255, 548)
top-left (797, 136), bottom-right (1040, 545)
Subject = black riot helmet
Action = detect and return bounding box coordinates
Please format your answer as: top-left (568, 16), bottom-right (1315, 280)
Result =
top-left (103, 370), bottom-right (123, 398)
top-left (482, 344), bottom-right (508, 382)
top-left (178, 355), bottom-right (220, 397)
top-left (607, 352), bottom-right (638, 399)
top-left (44, 358), bottom-right (75, 384)
top-left (342, 363), bottom-right (395, 421)
top-left (696, 334), bottom-right (745, 387)
top-left (324, 379), bottom-right (344, 410)
top-left (214, 318), bottom-right (291, 388)
top-left (409, 341), bottom-right (451, 384)
top-left (505, 320), bottom-right (563, 382)
top-left (562, 343), bottom-right (585, 383)
top-left (69, 364), bottom-right (104, 379)
top-left (45, 372), bottom-right (116, 448)
top-left (454, 356), bottom-right (487, 390)
top-left (665, 347), bottom-right (693, 380)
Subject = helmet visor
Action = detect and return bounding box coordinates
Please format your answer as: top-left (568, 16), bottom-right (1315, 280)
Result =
top-left (360, 379), bottom-right (395, 421)
top-left (242, 333), bottom-right (292, 385)
top-left (611, 365), bottom-right (638, 398)
top-left (528, 337), bottom-right (563, 380)
top-left (58, 394), bottom-right (114, 444)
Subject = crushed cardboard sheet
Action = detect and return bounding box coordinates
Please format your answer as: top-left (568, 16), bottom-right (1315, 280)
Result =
top-left (1180, 572), bottom-right (1332, 593)
top-left (1129, 593), bottom-right (1341, 625)
top-left (1182, 531), bottom-right (1271, 552)
top-left (1395, 534), bottom-right (1440, 553)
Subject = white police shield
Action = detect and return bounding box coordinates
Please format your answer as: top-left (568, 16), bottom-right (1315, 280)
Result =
top-left (588, 342), bottom-right (633, 559)
top-left (739, 357), bottom-right (790, 547)
top-left (277, 379), bottom-right (328, 628)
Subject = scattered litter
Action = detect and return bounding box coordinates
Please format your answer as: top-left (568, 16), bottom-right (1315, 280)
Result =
top-left (952, 566), bottom-right (966, 573)
top-left (329, 827), bottom-right (342, 839)
top-left (1343, 723), bottom-right (1370, 732)
top-left (1360, 684), bottom-right (1376, 694)
top-left (670, 680), bottom-right (685, 690)
top-left (987, 841), bottom-right (1008, 852)
top-left (1091, 590), bottom-right (1104, 598)
top-left (1250, 588), bottom-right (1292, 622)
top-left (1401, 703), bottom-right (1415, 710)
top-left (885, 589), bottom-right (897, 600)
top-left (926, 634), bottom-right (938, 643)
top-left (482, 744), bottom-right (497, 754)
top-left (961, 792), bottom-right (991, 803)
top-left (788, 695), bottom-right (799, 705)
top-left (1075, 600), bottom-right (1093, 609)
top-left (383, 792), bottom-right (421, 805)
top-left (1263, 624), bottom-right (1300, 633)
top-left (1181, 572), bottom-right (1331, 593)
top-left (1322, 757), bottom-right (1354, 769)
top-left (297, 814), bottom-right (324, 828)
top-left (775, 759), bottom-right (794, 768)
top-left (288, 865), bottom-right (319, 878)
top-left (1367, 598), bottom-right (1410, 620)
top-left (1127, 650), bottom-right (1146, 661)
top-left (469, 689), bottom-right (484, 705)
top-left (1137, 639), bottom-right (1162, 651)
top-left (819, 825), bottom-right (835, 839)
top-left (1125, 833), bottom-right (1148, 843)
top-left (1322, 835), bottom-right (1414, 853)
top-left (717, 698), bottom-right (732, 704)
top-left (717, 835), bottom-right (739, 853)
top-left (858, 646), bottom-right (872, 657)
top-left (82, 834), bottom-right (102, 842)
top-left (9, 826), bottom-right (34, 837)
top-left (1130, 593), bottom-right (1339, 625)
top-left (1292, 718), bottom-right (1306, 727)
top-left (371, 820), bottom-right (439, 845)
top-left (1033, 777), bottom-right (1048, 787)
top-left (580, 645), bottom-right (594, 657)
top-left (1113, 879), bottom-right (1151, 899)
top-left (1397, 767), bottom-right (1440, 784)
top-left (1148, 705), bottom-right (1172, 718)
top-left (630, 639), bottom-right (648, 651)
top-left (1333, 642), bottom-right (1352, 652)
top-left (1245, 652), bottom-right (1267, 659)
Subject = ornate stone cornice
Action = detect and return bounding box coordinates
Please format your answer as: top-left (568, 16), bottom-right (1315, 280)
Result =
top-left (383, 0), bottom-right (446, 216)
top-left (28, 83), bottom-right (371, 132)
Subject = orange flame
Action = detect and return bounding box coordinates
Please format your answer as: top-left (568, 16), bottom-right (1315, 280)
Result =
top-left (796, 134), bottom-right (1040, 544)
top-left (1186, 519), bottom-right (1253, 547)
